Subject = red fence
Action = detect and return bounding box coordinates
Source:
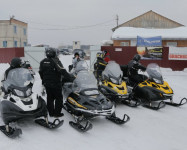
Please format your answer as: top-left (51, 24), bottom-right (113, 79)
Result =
top-left (0, 48), bottom-right (24, 63)
top-left (101, 46), bottom-right (187, 71)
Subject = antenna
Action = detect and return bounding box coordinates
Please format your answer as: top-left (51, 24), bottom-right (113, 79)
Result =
top-left (116, 15), bottom-right (119, 27)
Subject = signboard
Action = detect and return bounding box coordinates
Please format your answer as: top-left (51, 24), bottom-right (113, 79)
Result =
top-left (137, 36), bottom-right (162, 47)
top-left (115, 48), bottom-right (122, 52)
top-left (137, 47), bottom-right (163, 60)
top-left (169, 47), bottom-right (187, 60)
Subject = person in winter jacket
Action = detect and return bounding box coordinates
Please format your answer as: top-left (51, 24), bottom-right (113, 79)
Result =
top-left (127, 54), bottom-right (147, 86)
top-left (103, 50), bottom-right (111, 63)
top-left (72, 52), bottom-right (82, 68)
top-left (39, 48), bottom-right (72, 117)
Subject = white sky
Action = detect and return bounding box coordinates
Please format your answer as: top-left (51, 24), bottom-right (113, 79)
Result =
top-left (0, 0), bottom-right (187, 47)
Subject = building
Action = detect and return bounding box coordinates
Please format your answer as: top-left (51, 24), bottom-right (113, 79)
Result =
top-left (112, 10), bottom-right (184, 31)
top-left (112, 10), bottom-right (187, 47)
top-left (73, 41), bottom-right (80, 50)
top-left (0, 17), bottom-right (28, 48)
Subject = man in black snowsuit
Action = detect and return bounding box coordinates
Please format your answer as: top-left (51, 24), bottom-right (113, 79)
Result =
top-left (127, 54), bottom-right (147, 86)
top-left (39, 48), bottom-right (72, 117)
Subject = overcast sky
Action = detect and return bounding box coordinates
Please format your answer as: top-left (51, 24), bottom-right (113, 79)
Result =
top-left (1, 0), bottom-right (187, 47)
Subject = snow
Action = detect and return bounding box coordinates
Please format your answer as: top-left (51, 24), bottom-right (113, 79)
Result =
top-left (112, 27), bottom-right (187, 40)
top-left (0, 55), bottom-right (187, 150)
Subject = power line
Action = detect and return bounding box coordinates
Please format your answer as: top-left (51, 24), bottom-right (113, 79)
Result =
top-left (29, 19), bottom-right (115, 31)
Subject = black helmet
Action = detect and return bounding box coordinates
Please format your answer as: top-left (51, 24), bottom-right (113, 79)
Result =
top-left (46, 48), bottom-right (56, 58)
top-left (10, 57), bottom-right (22, 68)
top-left (133, 54), bottom-right (141, 61)
top-left (74, 52), bottom-right (79, 57)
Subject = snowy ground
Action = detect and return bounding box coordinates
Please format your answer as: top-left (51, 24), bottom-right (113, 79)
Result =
top-left (0, 55), bottom-right (187, 150)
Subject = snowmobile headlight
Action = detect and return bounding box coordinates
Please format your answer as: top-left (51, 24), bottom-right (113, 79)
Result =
top-left (84, 90), bottom-right (99, 95)
top-left (153, 78), bottom-right (163, 84)
top-left (26, 88), bottom-right (32, 96)
top-left (110, 78), bottom-right (118, 84)
top-left (14, 89), bottom-right (24, 97)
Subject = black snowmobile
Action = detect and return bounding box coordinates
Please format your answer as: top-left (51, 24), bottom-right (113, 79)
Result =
top-left (131, 63), bottom-right (187, 110)
top-left (0, 68), bottom-right (63, 138)
top-left (62, 63), bottom-right (130, 132)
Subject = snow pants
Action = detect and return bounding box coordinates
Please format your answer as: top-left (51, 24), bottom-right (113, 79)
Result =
top-left (45, 86), bottom-right (63, 116)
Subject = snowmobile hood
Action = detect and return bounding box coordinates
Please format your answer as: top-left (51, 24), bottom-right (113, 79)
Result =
top-left (67, 93), bottom-right (114, 113)
top-left (138, 80), bottom-right (173, 95)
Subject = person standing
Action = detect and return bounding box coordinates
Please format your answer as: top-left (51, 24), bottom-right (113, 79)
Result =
top-left (39, 48), bottom-right (70, 117)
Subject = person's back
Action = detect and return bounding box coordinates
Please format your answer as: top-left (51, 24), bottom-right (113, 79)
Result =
top-left (39, 57), bottom-right (62, 88)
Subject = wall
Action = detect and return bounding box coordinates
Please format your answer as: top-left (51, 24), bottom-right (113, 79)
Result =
top-left (24, 47), bottom-right (46, 70)
top-left (101, 46), bottom-right (187, 71)
top-left (0, 48), bottom-right (24, 63)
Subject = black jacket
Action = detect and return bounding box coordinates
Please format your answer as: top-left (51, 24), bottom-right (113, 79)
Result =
top-left (127, 60), bottom-right (146, 76)
top-left (39, 57), bottom-right (70, 88)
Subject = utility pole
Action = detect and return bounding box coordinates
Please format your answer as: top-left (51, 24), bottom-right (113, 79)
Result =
top-left (116, 15), bottom-right (119, 27)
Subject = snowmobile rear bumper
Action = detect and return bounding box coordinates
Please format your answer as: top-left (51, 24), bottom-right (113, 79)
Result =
top-left (1, 96), bottom-right (47, 124)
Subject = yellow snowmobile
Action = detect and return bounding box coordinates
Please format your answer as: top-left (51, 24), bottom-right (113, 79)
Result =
top-left (131, 63), bottom-right (187, 110)
top-left (98, 61), bottom-right (139, 107)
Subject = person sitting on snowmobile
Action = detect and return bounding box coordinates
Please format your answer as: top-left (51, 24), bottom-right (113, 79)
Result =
top-left (94, 52), bottom-right (107, 81)
top-left (68, 52), bottom-right (82, 72)
top-left (127, 54), bottom-right (147, 86)
top-left (39, 48), bottom-right (72, 118)
top-left (4, 57), bottom-right (22, 80)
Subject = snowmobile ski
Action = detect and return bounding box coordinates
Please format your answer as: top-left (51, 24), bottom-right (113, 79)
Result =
top-left (0, 125), bottom-right (22, 138)
top-left (143, 101), bottom-right (165, 110)
top-left (165, 97), bottom-right (187, 107)
top-left (69, 120), bottom-right (93, 132)
top-left (121, 100), bottom-right (141, 107)
top-left (35, 118), bottom-right (64, 129)
top-left (106, 113), bottom-right (130, 124)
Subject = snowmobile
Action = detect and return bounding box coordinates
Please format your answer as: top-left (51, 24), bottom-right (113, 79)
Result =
top-left (0, 68), bottom-right (64, 138)
top-left (62, 67), bottom-right (130, 132)
top-left (98, 61), bottom-right (139, 107)
top-left (131, 63), bottom-right (187, 110)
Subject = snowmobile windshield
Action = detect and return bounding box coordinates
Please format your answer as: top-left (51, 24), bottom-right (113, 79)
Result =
top-left (102, 61), bottom-right (123, 84)
top-left (74, 60), bottom-right (88, 74)
top-left (4, 68), bottom-right (34, 88)
top-left (146, 63), bottom-right (163, 84)
top-left (73, 71), bottom-right (99, 95)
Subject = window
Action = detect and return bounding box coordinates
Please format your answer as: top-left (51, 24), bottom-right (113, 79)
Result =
top-left (14, 41), bottom-right (17, 47)
top-left (23, 42), bottom-right (27, 46)
top-left (3, 41), bottom-right (7, 47)
top-left (167, 42), bottom-right (177, 47)
top-left (23, 28), bottom-right (26, 35)
top-left (14, 25), bottom-right (17, 34)
top-left (120, 42), bottom-right (129, 46)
